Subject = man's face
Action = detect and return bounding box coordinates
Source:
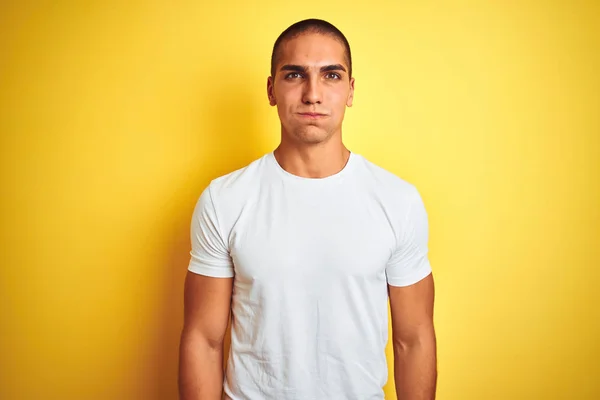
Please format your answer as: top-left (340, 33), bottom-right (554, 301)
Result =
top-left (267, 33), bottom-right (355, 145)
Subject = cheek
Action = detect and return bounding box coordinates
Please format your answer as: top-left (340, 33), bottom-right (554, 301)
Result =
top-left (276, 93), bottom-right (296, 112)
top-left (329, 90), bottom-right (349, 111)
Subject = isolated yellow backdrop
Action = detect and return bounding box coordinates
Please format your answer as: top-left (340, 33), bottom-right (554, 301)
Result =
top-left (1, 1), bottom-right (599, 399)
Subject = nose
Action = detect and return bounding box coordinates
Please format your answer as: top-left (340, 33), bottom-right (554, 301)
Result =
top-left (301, 76), bottom-right (322, 105)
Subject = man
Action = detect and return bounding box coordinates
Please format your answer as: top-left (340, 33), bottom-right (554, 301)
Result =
top-left (179, 18), bottom-right (437, 400)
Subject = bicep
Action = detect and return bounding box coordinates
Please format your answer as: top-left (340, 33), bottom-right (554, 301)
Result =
top-left (389, 273), bottom-right (435, 346)
top-left (182, 271), bottom-right (233, 345)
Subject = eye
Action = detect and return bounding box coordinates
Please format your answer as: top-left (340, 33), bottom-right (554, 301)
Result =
top-left (285, 72), bottom-right (303, 79)
top-left (325, 72), bottom-right (341, 80)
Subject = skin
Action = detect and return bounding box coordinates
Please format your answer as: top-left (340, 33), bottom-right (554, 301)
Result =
top-left (390, 275), bottom-right (437, 399)
top-left (179, 274), bottom-right (232, 400)
top-left (179, 31), bottom-right (437, 400)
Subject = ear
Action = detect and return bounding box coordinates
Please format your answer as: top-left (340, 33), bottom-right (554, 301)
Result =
top-left (346, 77), bottom-right (355, 107)
top-left (267, 76), bottom-right (277, 106)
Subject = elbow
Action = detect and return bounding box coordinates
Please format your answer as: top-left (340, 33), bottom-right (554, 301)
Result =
top-left (393, 325), bottom-right (436, 355)
top-left (180, 326), bottom-right (225, 352)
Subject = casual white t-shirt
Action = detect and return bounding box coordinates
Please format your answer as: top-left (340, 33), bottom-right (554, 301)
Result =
top-left (188, 151), bottom-right (432, 400)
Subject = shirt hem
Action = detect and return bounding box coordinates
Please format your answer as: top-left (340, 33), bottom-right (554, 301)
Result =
top-left (386, 262), bottom-right (432, 287)
top-left (188, 261), bottom-right (234, 278)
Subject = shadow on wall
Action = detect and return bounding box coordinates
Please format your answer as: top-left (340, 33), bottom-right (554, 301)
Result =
top-left (142, 72), bottom-right (268, 400)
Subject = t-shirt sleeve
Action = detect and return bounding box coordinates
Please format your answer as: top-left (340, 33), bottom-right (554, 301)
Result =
top-left (188, 185), bottom-right (235, 278)
top-left (385, 186), bottom-right (432, 287)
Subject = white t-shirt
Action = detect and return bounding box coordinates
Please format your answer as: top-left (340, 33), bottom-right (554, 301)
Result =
top-left (188, 151), bottom-right (432, 400)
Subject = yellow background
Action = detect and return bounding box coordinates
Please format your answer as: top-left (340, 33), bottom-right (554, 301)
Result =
top-left (1, 1), bottom-right (599, 399)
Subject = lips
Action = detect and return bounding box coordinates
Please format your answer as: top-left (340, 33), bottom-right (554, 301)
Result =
top-left (298, 112), bottom-right (327, 118)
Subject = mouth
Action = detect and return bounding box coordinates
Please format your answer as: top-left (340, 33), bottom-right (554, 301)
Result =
top-left (297, 112), bottom-right (328, 119)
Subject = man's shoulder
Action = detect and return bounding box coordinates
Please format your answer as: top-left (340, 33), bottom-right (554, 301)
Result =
top-left (207, 153), bottom-right (270, 193)
top-left (356, 154), bottom-right (419, 197)
top-left (198, 153), bottom-right (272, 218)
top-left (355, 154), bottom-right (427, 225)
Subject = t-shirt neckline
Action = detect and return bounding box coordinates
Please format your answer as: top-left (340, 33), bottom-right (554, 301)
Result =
top-left (268, 151), bottom-right (356, 183)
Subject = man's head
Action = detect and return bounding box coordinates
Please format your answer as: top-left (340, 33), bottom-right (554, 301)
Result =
top-left (270, 19), bottom-right (352, 79)
top-left (267, 19), bottom-right (355, 146)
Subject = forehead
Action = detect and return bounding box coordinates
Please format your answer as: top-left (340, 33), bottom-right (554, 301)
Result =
top-left (278, 33), bottom-right (347, 68)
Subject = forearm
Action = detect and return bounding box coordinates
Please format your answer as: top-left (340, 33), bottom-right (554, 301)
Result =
top-left (393, 332), bottom-right (437, 400)
top-left (179, 330), bottom-right (224, 400)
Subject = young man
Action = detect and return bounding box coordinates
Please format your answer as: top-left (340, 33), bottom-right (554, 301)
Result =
top-left (179, 19), bottom-right (437, 400)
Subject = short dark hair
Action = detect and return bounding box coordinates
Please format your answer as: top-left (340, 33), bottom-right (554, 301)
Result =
top-left (270, 18), bottom-right (352, 78)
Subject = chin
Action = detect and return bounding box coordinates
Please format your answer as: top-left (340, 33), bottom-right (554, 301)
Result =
top-left (292, 125), bottom-right (333, 144)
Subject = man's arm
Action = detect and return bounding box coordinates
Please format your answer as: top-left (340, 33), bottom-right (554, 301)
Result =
top-left (179, 271), bottom-right (233, 400)
top-left (389, 273), bottom-right (437, 400)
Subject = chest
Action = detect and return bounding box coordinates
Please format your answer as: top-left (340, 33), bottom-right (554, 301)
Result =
top-left (228, 187), bottom-right (396, 284)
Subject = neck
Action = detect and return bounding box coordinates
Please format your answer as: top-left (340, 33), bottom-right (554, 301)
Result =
top-left (273, 137), bottom-right (350, 179)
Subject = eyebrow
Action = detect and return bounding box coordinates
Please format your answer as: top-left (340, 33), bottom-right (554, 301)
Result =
top-left (280, 64), bottom-right (347, 73)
